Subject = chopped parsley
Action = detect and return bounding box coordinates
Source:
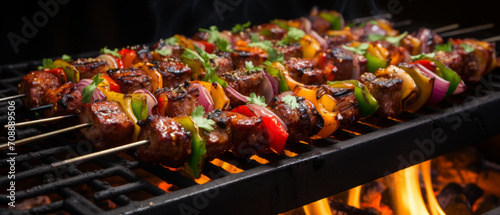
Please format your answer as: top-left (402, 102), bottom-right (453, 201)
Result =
top-left (434, 41), bottom-right (453, 52)
top-left (368, 31), bottom-right (408, 46)
top-left (282, 95), bottom-right (299, 109)
top-left (250, 33), bottom-right (260, 43)
top-left (410, 52), bottom-right (436, 61)
top-left (191, 106), bottom-right (215, 131)
top-left (231, 21), bottom-right (251, 33)
top-left (100, 46), bottom-right (121, 58)
top-left (248, 40), bottom-right (284, 63)
top-left (276, 27), bottom-right (306, 46)
top-left (247, 92), bottom-right (266, 106)
top-left (199, 25), bottom-right (232, 52)
top-left (245, 61), bottom-right (263, 73)
top-left (155, 48), bottom-right (172, 56)
top-left (61, 54), bottom-right (72, 62)
top-left (461, 43), bottom-right (475, 53)
top-left (37, 58), bottom-right (54, 70)
top-left (342, 43), bottom-right (369, 55)
top-left (165, 36), bottom-right (178, 45)
top-left (81, 74), bottom-right (104, 104)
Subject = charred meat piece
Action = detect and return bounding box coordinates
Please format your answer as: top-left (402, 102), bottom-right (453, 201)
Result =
top-left (434, 50), bottom-right (477, 83)
top-left (222, 68), bottom-right (266, 106)
top-left (308, 15), bottom-right (331, 35)
top-left (285, 58), bottom-right (331, 85)
top-left (152, 39), bottom-right (185, 59)
top-left (275, 43), bottom-right (303, 60)
top-left (252, 23), bottom-right (287, 41)
top-left (151, 59), bottom-right (192, 89)
top-left (415, 28), bottom-right (443, 54)
top-left (18, 71), bottom-right (61, 108)
top-left (230, 46), bottom-right (268, 69)
top-left (155, 82), bottom-right (201, 117)
top-left (80, 100), bottom-right (134, 150)
top-left (317, 85), bottom-right (359, 124)
top-left (72, 58), bottom-right (109, 79)
top-left (268, 91), bottom-right (322, 141)
top-left (203, 110), bottom-right (232, 157)
top-left (359, 73), bottom-right (403, 117)
top-left (107, 68), bottom-right (153, 94)
top-left (137, 115), bottom-right (192, 167)
top-left (213, 51), bottom-right (234, 76)
top-left (127, 44), bottom-right (153, 63)
top-left (325, 48), bottom-right (354, 81)
top-left (44, 82), bottom-right (83, 117)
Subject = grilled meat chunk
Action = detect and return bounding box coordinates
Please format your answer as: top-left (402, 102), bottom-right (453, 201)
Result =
top-left (107, 68), bottom-right (153, 94)
top-left (18, 71), bottom-right (61, 108)
top-left (213, 51), bottom-right (234, 76)
top-left (268, 92), bottom-right (322, 141)
top-left (434, 50), bottom-right (477, 82)
top-left (317, 84), bottom-right (359, 124)
top-left (359, 73), bottom-right (403, 117)
top-left (44, 82), bottom-right (82, 117)
top-left (127, 44), bottom-right (153, 63)
top-left (285, 58), bottom-right (331, 85)
top-left (152, 39), bottom-right (185, 59)
top-left (80, 100), bottom-right (134, 150)
top-left (72, 58), bottom-right (109, 79)
top-left (325, 48), bottom-right (355, 81)
top-left (252, 23), bottom-right (286, 41)
top-left (414, 28), bottom-right (443, 54)
top-left (230, 46), bottom-right (268, 69)
top-left (275, 43), bottom-right (303, 60)
top-left (308, 15), bottom-right (331, 35)
top-left (137, 115), bottom-right (192, 168)
top-left (155, 82), bottom-right (201, 117)
top-left (151, 59), bottom-right (192, 89)
top-left (222, 68), bottom-right (266, 106)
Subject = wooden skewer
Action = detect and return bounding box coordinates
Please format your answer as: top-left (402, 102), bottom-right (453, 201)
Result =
top-left (51, 139), bottom-right (150, 168)
top-left (0, 94), bottom-right (26, 103)
top-left (30, 104), bottom-right (53, 111)
top-left (439, 23), bottom-right (495, 38)
top-left (483, 35), bottom-right (500, 43)
top-left (4, 114), bottom-right (77, 129)
top-left (0, 123), bottom-right (91, 151)
top-left (433, 23), bottom-right (460, 34)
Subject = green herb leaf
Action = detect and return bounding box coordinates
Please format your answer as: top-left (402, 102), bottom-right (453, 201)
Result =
top-left (461, 43), bottom-right (475, 53)
top-left (248, 40), bottom-right (273, 51)
top-left (250, 33), bottom-right (260, 43)
top-left (165, 36), bottom-right (178, 45)
top-left (231, 21), bottom-right (251, 33)
top-left (191, 106), bottom-right (215, 131)
top-left (62, 54), bottom-right (72, 62)
top-left (276, 27), bottom-right (305, 46)
top-left (368, 34), bottom-right (385, 42)
top-left (245, 61), bottom-right (263, 72)
top-left (155, 48), bottom-right (172, 56)
top-left (81, 74), bottom-right (104, 104)
top-left (191, 46), bottom-right (228, 88)
top-left (282, 95), bottom-right (299, 109)
top-left (100, 46), bottom-right (121, 58)
top-left (247, 92), bottom-right (266, 106)
top-left (199, 26), bottom-right (220, 43)
top-left (342, 43), bottom-right (369, 55)
top-left (216, 37), bottom-right (232, 52)
top-left (248, 40), bottom-right (283, 63)
top-left (385, 31), bottom-right (408, 46)
top-left (38, 58), bottom-right (54, 70)
top-left (434, 41), bottom-right (453, 52)
top-left (410, 52), bottom-right (436, 61)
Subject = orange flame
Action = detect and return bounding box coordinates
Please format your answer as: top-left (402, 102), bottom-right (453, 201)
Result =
top-left (389, 164), bottom-right (430, 215)
top-left (420, 160), bottom-right (446, 215)
top-left (303, 198), bottom-right (333, 215)
top-left (347, 185), bottom-right (362, 208)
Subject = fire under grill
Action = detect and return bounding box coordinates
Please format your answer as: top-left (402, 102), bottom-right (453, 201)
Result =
top-left (1, 24), bottom-right (500, 214)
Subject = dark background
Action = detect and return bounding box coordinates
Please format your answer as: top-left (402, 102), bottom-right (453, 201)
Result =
top-left (0, 0), bottom-right (499, 67)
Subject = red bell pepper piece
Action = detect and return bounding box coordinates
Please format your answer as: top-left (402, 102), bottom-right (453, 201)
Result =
top-left (44, 68), bottom-right (67, 84)
top-left (197, 41), bottom-right (215, 53)
top-left (101, 75), bottom-right (121, 93)
top-left (231, 105), bottom-right (288, 154)
top-left (118, 48), bottom-right (138, 68)
top-left (411, 59), bottom-right (435, 72)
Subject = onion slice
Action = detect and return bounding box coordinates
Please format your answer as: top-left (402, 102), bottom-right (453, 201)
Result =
top-left (300, 17), bottom-right (312, 33)
top-left (453, 80), bottom-right (467, 95)
top-left (191, 83), bottom-right (214, 113)
top-left (76, 79), bottom-right (92, 93)
top-left (76, 79), bottom-right (106, 103)
top-left (226, 86), bottom-right (249, 103)
top-left (133, 89), bottom-right (158, 115)
top-left (97, 54), bottom-right (118, 69)
top-left (415, 64), bottom-right (450, 105)
top-left (261, 72), bottom-right (275, 103)
top-left (309, 30), bottom-right (327, 50)
top-left (247, 104), bottom-right (288, 131)
top-left (264, 71), bottom-right (280, 97)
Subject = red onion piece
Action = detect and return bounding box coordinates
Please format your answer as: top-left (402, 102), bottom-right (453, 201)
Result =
top-left (191, 83), bottom-right (214, 113)
top-left (92, 88), bottom-right (106, 102)
top-left (300, 17), bottom-right (312, 33)
top-left (264, 70), bottom-right (280, 97)
top-left (133, 89), bottom-right (158, 115)
top-left (247, 104), bottom-right (288, 131)
top-left (97, 54), bottom-right (118, 68)
top-left (453, 80), bottom-right (467, 95)
top-left (364, 23), bottom-right (386, 36)
top-left (261, 73), bottom-right (275, 104)
top-left (76, 79), bottom-right (92, 93)
top-left (226, 86), bottom-right (249, 103)
top-left (76, 79), bottom-right (106, 103)
top-left (192, 41), bottom-right (206, 52)
top-left (309, 30), bottom-right (327, 51)
top-left (415, 63), bottom-right (450, 105)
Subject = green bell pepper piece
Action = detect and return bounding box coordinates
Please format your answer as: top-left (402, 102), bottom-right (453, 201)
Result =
top-left (319, 12), bottom-right (342, 30)
top-left (365, 53), bottom-right (388, 73)
top-left (130, 94), bottom-right (148, 121)
top-left (327, 80), bottom-right (379, 117)
top-left (175, 116), bottom-right (206, 178)
top-left (424, 58), bottom-right (461, 97)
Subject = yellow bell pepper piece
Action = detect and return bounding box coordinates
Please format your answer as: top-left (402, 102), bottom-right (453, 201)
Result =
top-left (300, 34), bottom-right (321, 59)
top-left (104, 91), bottom-right (144, 142)
top-left (272, 62), bottom-right (303, 91)
top-left (293, 85), bottom-right (339, 139)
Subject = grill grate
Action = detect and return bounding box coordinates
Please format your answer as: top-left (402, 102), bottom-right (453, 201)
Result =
top-left (1, 29), bottom-right (500, 215)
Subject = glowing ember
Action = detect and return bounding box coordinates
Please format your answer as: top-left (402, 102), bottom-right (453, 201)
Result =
top-left (250, 155), bottom-right (269, 164)
top-left (211, 158), bottom-right (244, 173)
top-left (157, 181), bottom-right (173, 192)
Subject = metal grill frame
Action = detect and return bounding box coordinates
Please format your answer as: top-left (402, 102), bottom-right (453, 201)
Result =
top-left (1, 40), bottom-right (500, 215)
